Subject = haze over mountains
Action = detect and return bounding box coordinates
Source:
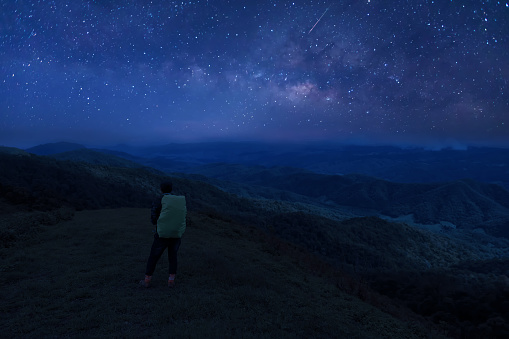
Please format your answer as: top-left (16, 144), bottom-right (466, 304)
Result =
top-left (24, 141), bottom-right (509, 237)
top-left (2, 141), bottom-right (509, 337)
top-left (26, 141), bottom-right (509, 188)
top-left (7, 140), bottom-right (509, 261)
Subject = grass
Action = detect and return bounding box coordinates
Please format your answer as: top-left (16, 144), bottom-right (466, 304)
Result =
top-left (0, 208), bottom-right (443, 338)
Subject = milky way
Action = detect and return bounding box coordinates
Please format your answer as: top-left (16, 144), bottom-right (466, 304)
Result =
top-left (1, 0), bottom-right (508, 148)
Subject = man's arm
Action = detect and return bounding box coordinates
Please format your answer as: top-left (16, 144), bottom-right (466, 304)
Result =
top-left (151, 196), bottom-right (162, 225)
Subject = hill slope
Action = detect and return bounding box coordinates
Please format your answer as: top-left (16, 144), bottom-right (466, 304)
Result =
top-left (1, 150), bottom-right (508, 337)
top-left (0, 208), bottom-right (441, 338)
top-left (24, 143), bottom-right (509, 239)
top-left (178, 163), bottom-right (509, 238)
top-left (2, 151), bottom-right (507, 273)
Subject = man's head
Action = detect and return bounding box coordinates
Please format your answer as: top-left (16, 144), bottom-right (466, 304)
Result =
top-left (160, 181), bottom-right (173, 193)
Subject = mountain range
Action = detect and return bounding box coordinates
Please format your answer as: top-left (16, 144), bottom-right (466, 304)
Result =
top-left (24, 142), bottom-right (509, 239)
top-left (2, 142), bottom-right (509, 337)
top-left (102, 142), bottom-right (509, 189)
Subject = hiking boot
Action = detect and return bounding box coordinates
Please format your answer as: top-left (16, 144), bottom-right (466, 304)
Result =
top-left (139, 275), bottom-right (152, 288)
top-left (139, 279), bottom-right (150, 288)
top-left (168, 274), bottom-right (176, 288)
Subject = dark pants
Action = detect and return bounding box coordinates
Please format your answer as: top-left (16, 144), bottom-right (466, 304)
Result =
top-left (145, 233), bottom-right (182, 276)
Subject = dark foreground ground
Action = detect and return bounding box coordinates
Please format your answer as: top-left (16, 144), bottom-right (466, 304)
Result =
top-left (0, 208), bottom-right (443, 338)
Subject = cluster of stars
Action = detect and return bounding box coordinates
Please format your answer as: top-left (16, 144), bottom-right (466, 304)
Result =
top-left (0, 0), bottom-right (508, 147)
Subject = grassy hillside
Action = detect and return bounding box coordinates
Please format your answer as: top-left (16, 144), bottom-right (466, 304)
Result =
top-left (0, 208), bottom-right (440, 338)
top-left (369, 262), bottom-right (509, 339)
top-left (20, 144), bottom-right (509, 238)
top-left (1, 150), bottom-right (508, 337)
top-left (2, 149), bottom-right (507, 274)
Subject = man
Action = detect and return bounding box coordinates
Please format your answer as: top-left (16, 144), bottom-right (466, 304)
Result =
top-left (140, 181), bottom-right (187, 288)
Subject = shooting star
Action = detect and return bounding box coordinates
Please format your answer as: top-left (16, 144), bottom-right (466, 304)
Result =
top-left (308, 6), bottom-right (330, 34)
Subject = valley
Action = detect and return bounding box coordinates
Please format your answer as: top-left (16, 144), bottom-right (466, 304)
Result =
top-left (2, 142), bottom-right (509, 337)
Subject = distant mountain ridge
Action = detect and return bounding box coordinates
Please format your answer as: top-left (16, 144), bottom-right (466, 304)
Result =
top-left (2, 148), bottom-right (509, 336)
top-left (2, 150), bottom-right (508, 264)
top-left (18, 142), bottom-right (509, 238)
top-left (173, 162), bottom-right (509, 239)
top-left (0, 146), bottom-right (31, 156)
top-left (24, 142), bottom-right (509, 188)
top-left (26, 142), bottom-right (86, 155)
top-left (110, 142), bottom-right (509, 189)
top-left (49, 148), bottom-right (159, 171)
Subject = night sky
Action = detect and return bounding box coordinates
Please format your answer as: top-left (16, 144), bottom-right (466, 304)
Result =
top-left (1, 0), bottom-right (508, 148)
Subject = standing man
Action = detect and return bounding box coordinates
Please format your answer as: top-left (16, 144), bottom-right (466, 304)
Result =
top-left (140, 181), bottom-right (187, 288)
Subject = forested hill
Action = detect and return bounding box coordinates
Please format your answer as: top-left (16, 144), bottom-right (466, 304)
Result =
top-left (0, 151), bottom-right (162, 211)
top-left (1, 149), bottom-right (507, 270)
top-left (18, 144), bottom-right (509, 239)
top-left (1, 149), bottom-right (509, 337)
top-left (174, 161), bottom-right (509, 239)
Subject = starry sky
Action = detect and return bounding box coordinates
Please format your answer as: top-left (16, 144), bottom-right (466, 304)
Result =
top-left (1, 0), bottom-right (508, 148)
